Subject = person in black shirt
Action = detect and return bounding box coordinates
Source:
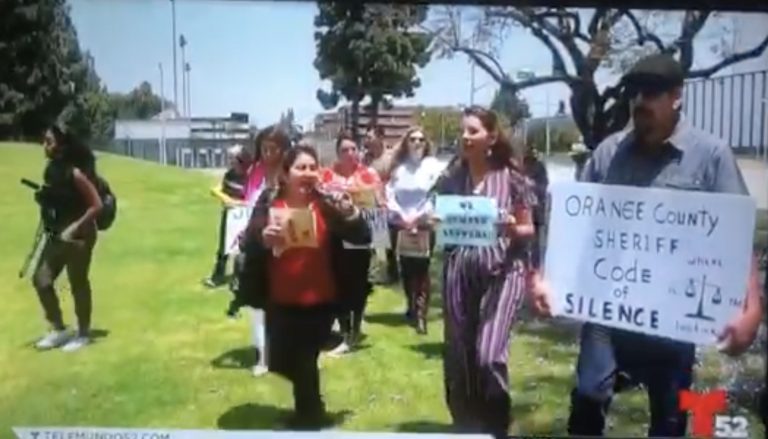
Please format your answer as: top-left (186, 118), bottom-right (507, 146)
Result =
top-left (32, 125), bottom-right (103, 352)
top-left (203, 145), bottom-right (251, 288)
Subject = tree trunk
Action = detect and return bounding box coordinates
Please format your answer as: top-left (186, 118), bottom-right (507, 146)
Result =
top-left (350, 97), bottom-right (361, 145)
top-left (369, 94), bottom-right (381, 128)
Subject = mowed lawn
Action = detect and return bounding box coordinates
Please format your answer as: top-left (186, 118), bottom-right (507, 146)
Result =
top-left (0, 142), bottom-right (764, 437)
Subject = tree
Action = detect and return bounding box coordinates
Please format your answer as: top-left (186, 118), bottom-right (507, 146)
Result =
top-left (0, 0), bottom-right (94, 140)
top-left (428, 7), bottom-right (768, 150)
top-left (417, 107), bottom-right (462, 148)
top-left (279, 107), bottom-right (303, 143)
top-left (58, 52), bottom-right (115, 144)
top-left (314, 3), bottom-right (432, 140)
top-left (490, 84), bottom-right (530, 129)
top-left (109, 81), bottom-right (169, 120)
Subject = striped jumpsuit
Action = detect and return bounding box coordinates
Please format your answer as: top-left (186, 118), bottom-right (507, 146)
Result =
top-left (438, 164), bottom-right (536, 436)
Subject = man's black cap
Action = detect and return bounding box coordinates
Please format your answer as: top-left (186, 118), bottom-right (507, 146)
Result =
top-left (622, 53), bottom-right (685, 90)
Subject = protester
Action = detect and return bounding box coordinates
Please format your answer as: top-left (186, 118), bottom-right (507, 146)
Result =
top-left (363, 125), bottom-right (398, 285)
top-left (244, 124), bottom-right (292, 204)
top-left (244, 145), bottom-right (371, 428)
top-left (31, 125), bottom-right (103, 352)
top-left (432, 106), bottom-right (549, 437)
top-left (565, 53), bottom-right (765, 437)
top-left (230, 125), bottom-right (292, 377)
top-left (319, 130), bottom-right (382, 356)
top-left (522, 147), bottom-right (548, 269)
top-left (385, 126), bottom-right (444, 334)
top-left (203, 144), bottom-right (250, 288)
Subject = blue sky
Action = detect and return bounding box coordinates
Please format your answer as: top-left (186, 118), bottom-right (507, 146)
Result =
top-left (68, 0), bottom-right (748, 129)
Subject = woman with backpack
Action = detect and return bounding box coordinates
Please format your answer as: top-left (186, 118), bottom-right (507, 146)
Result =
top-left (31, 125), bottom-right (104, 352)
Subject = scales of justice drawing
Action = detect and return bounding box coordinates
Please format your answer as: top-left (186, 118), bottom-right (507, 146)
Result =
top-left (670, 274), bottom-right (724, 322)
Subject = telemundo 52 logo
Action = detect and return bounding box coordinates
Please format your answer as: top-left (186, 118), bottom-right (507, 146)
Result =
top-left (679, 389), bottom-right (750, 438)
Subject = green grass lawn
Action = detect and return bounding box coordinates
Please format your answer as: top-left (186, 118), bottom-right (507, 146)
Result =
top-left (0, 142), bottom-right (764, 437)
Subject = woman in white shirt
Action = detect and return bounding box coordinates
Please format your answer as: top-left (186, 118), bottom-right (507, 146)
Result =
top-left (385, 127), bottom-right (445, 334)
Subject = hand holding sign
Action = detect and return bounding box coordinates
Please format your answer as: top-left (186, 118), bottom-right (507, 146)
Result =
top-left (261, 224), bottom-right (285, 248)
top-left (435, 195), bottom-right (498, 247)
top-left (397, 229), bottom-right (431, 258)
top-left (269, 208), bottom-right (318, 253)
top-left (349, 186), bottom-right (377, 209)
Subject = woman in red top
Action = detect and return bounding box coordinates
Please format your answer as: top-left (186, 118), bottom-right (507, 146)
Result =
top-left (245, 145), bottom-right (371, 428)
top-left (318, 130), bottom-right (383, 356)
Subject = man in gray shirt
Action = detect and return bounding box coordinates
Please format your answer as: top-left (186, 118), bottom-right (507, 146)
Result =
top-left (567, 54), bottom-right (764, 437)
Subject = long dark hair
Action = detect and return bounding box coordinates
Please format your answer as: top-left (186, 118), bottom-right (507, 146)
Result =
top-left (461, 105), bottom-right (522, 170)
top-left (253, 124), bottom-right (292, 163)
top-left (276, 145), bottom-right (319, 198)
top-left (389, 125), bottom-right (433, 175)
top-left (48, 125), bottom-right (96, 175)
top-left (281, 145), bottom-right (319, 174)
top-left (335, 129), bottom-right (357, 153)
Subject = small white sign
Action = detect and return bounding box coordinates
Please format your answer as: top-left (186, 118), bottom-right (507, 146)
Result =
top-left (224, 205), bottom-right (252, 255)
top-left (544, 182), bottom-right (756, 345)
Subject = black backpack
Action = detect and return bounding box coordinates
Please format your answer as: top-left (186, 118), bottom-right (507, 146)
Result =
top-left (95, 175), bottom-right (117, 231)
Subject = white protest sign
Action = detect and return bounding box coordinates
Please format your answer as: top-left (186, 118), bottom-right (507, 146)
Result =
top-left (544, 182), bottom-right (756, 345)
top-left (343, 208), bottom-right (390, 250)
top-left (224, 205), bottom-right (252, 255)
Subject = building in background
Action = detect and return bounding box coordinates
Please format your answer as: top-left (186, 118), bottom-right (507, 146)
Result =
top-left (309, 104), bottom-right (464, 164)
top-left (112, 112), bottom-right (253, 168)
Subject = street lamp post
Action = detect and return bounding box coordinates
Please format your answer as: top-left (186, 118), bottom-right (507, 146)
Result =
top-left (179, 34), bottom-right (187, 116)
top-left (185, 62), bottom-right (191, 117)
top-left (158, 62), bottom-right (167, 165)
top-left (515, 69), bottom-right (554, 156)
top-left (170, 0), bottom-right (178, 116)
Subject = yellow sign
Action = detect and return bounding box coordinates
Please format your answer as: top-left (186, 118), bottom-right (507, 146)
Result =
top-left (350, 187), bottom-right (377, 209)
top-left (269, 208), bottom-right (318, 250)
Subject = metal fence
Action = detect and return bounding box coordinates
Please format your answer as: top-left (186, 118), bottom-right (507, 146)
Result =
top-left (102, 138), bottom-right (243, 169)
top-left (683, 69), bottom-right (768, 160)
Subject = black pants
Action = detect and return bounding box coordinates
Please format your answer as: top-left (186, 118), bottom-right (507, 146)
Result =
top-left (385, 246), bottom-right (399, 283)
top-left (32, 228), bottom-right (97, 335)
top-left (267, 303), bottom-right (334, 415)
top-left (568, 324), bottom-right (696, 437)
top-left (391, 227), bottom-right (434, 323)
top-left (209, 209), bottom-right (228, 281)
top-left (338, 249), bottom-right (372, 338)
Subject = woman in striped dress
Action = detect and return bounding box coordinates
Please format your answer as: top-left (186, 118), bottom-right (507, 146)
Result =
top-left (435, 106), bottom-right (551, 437)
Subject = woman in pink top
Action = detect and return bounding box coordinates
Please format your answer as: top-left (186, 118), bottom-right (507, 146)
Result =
top-left (235, 125), bottom-right (291, 377)
top-left (243, 125), bottom-right (291, 204)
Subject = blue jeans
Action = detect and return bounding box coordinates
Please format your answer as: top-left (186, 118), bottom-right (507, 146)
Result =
top-left (567, 323), bottom-right (696, 437)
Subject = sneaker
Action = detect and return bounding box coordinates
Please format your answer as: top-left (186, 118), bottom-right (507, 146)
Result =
top-left (35, 330), bottom-right (71, 350)
top-left (61, 336), bottom-right (90, 352)
top-left (202, 277), bottom-right (225, 288)
top-left (252, 364), bottom-right (269, 377)
top-left (327, 341), bottom-right (350, 357)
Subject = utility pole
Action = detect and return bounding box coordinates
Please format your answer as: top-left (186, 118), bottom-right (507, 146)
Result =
top-left (180, 34), bottom-right (187, 116)
top-left (159, 62), bottom-right (167, 165)
top-left (545, 87), bottom-right (551, 157)
top-left (185, 62), bottom-right (191, 117)
top-left (170, 0), bottom-right (178, 115)
top-left (470, 62), bottom-right (475, 106)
